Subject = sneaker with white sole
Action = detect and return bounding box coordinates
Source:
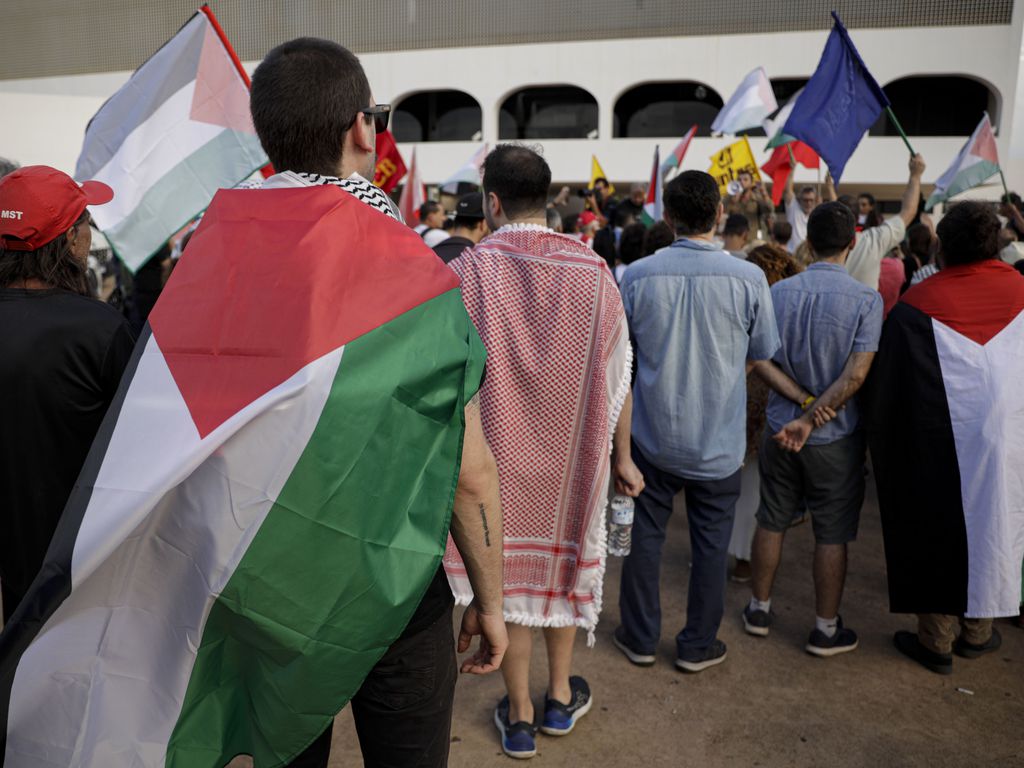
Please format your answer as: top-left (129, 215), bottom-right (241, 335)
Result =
top-left (494, 696), bottom-right (537, 759)
top-left (742, 604), bottom-right (772, 637)
top-left (612, 626), bottom-right (655, 667)
top-left (805, 616), bottom-right (858, 657)
top-left (675, 639), bottom-right (727, 672)
top-left (541, 676), bottom-right (593, 736)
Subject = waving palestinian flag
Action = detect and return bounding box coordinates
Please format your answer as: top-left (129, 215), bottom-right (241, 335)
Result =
top-left (865, 261), bottom-right (1024, 618)
top-left (0, 186), bottom-right (484, 766)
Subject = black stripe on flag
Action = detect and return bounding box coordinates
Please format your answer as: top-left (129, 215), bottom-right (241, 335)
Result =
top-left (0, 325), bottom-right (152, 754)
top-left (864, 302), bottom-right (969, 615)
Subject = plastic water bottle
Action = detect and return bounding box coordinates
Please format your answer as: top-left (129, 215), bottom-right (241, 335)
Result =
top-left (608, 494), bottom-right (634, 557)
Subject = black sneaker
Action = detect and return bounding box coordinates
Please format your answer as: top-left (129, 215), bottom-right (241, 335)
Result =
top-left (954, 627), bottom-right (1002, 659)
top-left (675, 639), bottom-right (727, 672)
top-left (612, 626), bottom-right (655, 667)
top-left (805, 616), bottom-right (858, 657)
top-left (540, 676), bottom-right (593, 736)
top-left (494, 696), bottom-right (537, 759)
top-left (742, 604), bottom-right (772, 637)
top-left (893, 630), bottom-right (953, 675)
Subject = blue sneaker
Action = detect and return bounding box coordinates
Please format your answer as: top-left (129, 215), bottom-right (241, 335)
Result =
top-left (540, 676), bottom-right (593, 736)
top-left (494, 696), bottom-right (537, 759)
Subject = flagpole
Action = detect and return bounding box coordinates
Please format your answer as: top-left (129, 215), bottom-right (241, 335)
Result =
top-left (999, 167), bottom-right (1011, 200)
top-left (885, 107), bottom-right (917, 156)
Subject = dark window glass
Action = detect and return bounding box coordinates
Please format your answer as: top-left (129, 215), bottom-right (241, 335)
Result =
top-left (393, 90), bottom-right (482, 142)
top-left (499, 86), bottom-right (599, 139)
top-left (870, 76), bottom-right (998, 136)
top-left (613, 82), bottom-right (723, 138)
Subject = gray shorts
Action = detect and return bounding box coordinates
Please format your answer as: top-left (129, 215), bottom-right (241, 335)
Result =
top-left (756, 430), bottom-right (866, 545)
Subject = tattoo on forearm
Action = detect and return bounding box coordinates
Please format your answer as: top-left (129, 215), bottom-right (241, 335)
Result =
top-left (479, 503), bottom-right (491, 547)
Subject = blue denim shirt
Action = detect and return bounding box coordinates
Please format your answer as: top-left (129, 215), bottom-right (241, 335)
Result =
top-left (766, 262), bottom-right (883, 445)
top-left (620, 238), bottom-right (780, 480)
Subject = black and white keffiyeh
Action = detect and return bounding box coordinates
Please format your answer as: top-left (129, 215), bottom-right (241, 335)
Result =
top-left (238, 171), bottom-right (402, 223)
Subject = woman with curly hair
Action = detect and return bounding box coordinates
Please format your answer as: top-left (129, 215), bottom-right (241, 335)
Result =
top-left (729, 243), bottom-right (803, 582)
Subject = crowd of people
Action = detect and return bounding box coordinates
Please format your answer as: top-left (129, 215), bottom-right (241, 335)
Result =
top-left (1, 36), bottom-right (1023, 768)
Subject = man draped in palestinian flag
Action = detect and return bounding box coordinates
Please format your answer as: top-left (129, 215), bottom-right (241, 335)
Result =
top-left (0, 39), bottom-right (507, 768)
top-left (443, 145), bottom-right (643, 759)
top-left (864, 201), bottom-right (1024, 676)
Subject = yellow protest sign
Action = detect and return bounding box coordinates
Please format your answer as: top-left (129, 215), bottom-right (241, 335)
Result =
top-left (707, 137), bottom-right (761, 195)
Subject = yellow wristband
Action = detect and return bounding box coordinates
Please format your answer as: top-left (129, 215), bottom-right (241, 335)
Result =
top-left (801, 396), bottom-right (816, 411)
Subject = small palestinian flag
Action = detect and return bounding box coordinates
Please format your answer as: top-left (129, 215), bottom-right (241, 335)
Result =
top-left (864, 260), bottom-right (1024, 618)
top-left (641, 145), bottom-right (663, 228)
top-left (0, 186), bottom-right (485, 766)
top-left (660, 125), bottom-right (697, 177)
top-left (925, 113), bottom-right (1001, 211)
top-left (75, 7), bottom-right (267, 271)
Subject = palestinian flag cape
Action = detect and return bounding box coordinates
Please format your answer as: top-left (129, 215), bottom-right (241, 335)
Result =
top-left (0, 185), bottom-right (485, 766)
top-left (864, 260), bottom-right (1024, 618)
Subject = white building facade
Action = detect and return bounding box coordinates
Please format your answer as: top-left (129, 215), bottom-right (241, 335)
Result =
top-left (2, 1), bottom-right (1023, 202)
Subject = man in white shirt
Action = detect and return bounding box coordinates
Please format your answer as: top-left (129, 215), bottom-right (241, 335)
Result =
top-left (784, 173), bottom-right (834, 252)
top-left (843, 154), bottom-right (926, 289)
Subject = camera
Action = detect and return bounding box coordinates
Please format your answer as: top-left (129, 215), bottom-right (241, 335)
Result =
top-left (576, 188), bottom-right (595, 198)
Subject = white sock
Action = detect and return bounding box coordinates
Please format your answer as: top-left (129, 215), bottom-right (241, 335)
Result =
top-left (749, 597), bottom-right (771, 613)
top-left (816, 615), bottom-right (838, 638)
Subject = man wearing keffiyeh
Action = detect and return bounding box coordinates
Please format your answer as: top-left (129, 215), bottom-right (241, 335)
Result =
top-left (443, 144), bottom-right (644, 759)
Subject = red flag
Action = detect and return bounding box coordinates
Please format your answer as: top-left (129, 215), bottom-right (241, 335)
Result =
top-left (398, 149), bottom-right (425, 225)
top-left (762, 141), bottom-right (819, 206)
top-left (373, 131), bottom-right (407, 193)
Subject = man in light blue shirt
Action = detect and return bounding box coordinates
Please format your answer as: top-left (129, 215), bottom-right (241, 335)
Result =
top-left (615, 171), bottom-right (814, 672)
top-left (743, 202), bottom-right (882, 659)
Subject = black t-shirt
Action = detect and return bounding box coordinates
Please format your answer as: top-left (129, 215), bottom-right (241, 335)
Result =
top-left (432, 235), bottom-right (475, 265)
top-left (0, 289), bottom-right (135, 605)
top-left (401, 563), bottom-right (455, 639)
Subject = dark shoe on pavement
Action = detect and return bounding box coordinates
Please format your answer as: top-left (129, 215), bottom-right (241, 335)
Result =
top-left (541, 676), bottom-right (593, 736)
top-left (730, 559), bottom-right (752, 583)
top-left (806, 616), bottom-right (858, 657)
top-left (893, 630), bottom-right (953, 675)
top-left (954, 627), bottom-right (1002, 659)
top-left (494, 696), bottom-right (538, 759)
top-left (675, 639), bottom-right (727, 672)
top-left (612, 626), bottom-right (655, 667)
top-left (742, 604), bottom-right (772, 637)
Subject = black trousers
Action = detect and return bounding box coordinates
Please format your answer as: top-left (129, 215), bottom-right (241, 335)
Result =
top-left (287, 604), bottom-right (457, 768)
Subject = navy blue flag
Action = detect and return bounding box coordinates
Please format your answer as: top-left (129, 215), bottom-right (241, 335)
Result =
top-left (781, 11), bottom-right (890, 183)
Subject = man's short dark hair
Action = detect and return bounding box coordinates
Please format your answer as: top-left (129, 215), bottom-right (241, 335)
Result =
top-left (482, 144), bottom-right (551, 219)
top-left (644, 220), bottom-right (675, 255)
top-left (663, 171), bottom-right (720, 235)
top-left (250, 38), bottom-right (371, 175)
top-left (419, 201), bottom-right (441, 220)
top-left (772, 220), bottom-right (793, 244)
top-left (806, 201), bottom-right (856, 259)
top-left (836, 194), bottom-right (857, 217)
top-left (723, 213), bottom-right (749, 237)
top-left (937, 200), bottom-right (1000, 266)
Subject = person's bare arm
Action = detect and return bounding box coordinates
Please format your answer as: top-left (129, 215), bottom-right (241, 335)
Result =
top-left (822, 172), bottom-right (837, 203)
top-left (747, 359), bottom-right (813, 406)
top-left (773, 351), bottom-right (876, 452)
top-left (611, 391), bottom-right (644, 497)
top-left (450, 395), bottom-right (507, 674)
top-left (784, 166), bottom-right (796, 204)
top-left (899, 154), bottom-right (926, 228)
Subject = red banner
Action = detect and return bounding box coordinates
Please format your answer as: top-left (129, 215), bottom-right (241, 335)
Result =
top-left (373, 131), bottom-right (407, 193)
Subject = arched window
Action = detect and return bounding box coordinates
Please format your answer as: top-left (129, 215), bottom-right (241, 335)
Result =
top-left (392, 90), bottom-right (482, 142)
top-left (613, 82), bottom-right (723, 138)
top-left (499, 86), bottom-right (598, 139)
top-left (870, 76), bottom-right (999, 136)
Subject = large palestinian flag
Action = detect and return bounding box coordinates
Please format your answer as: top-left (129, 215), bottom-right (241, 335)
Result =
top-left (0, 185), bottom-right (484, 766)
top-left (864, 260), bottom-right (1024, 618)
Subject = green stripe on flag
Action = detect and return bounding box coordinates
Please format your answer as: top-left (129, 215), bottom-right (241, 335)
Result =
top-left (165, 288), bottom-right (485, 766)
top-left (925, 159), bottom-right (1001, 211)
top-left (104, 128), bottom-right (266, 271)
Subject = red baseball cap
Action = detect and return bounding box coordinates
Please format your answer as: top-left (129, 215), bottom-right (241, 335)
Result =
top-left (0, 165), bottom-right (113, 251)
top-left (578, 210), bottom-right (598, 227)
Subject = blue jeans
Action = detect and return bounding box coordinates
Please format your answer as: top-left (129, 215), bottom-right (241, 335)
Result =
top-left (619, 441), bottom-right (741, 660)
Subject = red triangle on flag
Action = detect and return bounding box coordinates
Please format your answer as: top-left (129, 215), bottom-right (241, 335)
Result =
top-left (189, 21), bottom-right (256, 134)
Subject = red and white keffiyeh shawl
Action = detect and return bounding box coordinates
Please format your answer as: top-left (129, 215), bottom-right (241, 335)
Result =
top-left (443, 225), bottom-right (631, 639)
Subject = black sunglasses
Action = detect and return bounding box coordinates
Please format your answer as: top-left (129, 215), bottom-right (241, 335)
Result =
top-left (349, 104), bottom-right (390, 133)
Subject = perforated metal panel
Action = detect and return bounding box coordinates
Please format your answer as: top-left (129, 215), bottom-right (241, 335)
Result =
top-left (0, 0), bottom-right (1014, 80)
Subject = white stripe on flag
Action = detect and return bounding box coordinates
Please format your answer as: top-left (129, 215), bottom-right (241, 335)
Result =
top-left (932, 312), bottom-right (1024, 618)
top-left (88, 81), bottom-right (222, 230)
top-left (5, 337), bottom-right (344, 767)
